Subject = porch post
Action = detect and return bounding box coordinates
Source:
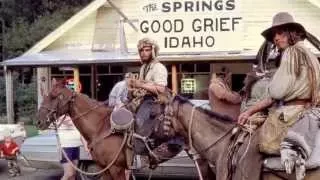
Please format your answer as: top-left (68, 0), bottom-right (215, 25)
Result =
top-left (90, 65), bottom-right (97, 99)
top-left (171, 64), bottom-right (178, 94)
top-left (37, 67), bottom-right (50, 109)
top-left (5, 66), bottom-right (14, 123)
top-left (73, 67), bottom-right (80, 93)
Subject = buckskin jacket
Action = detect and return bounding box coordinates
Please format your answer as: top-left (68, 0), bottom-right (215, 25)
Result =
top-left (259, 41), bottom-right (320, 154)
top-left (269, 41), bottom-right (320, 103)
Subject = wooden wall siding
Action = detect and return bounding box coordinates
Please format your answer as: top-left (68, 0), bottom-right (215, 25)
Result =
top-left (92, 7), bottom-right (121, 51)
top-left (241, 0), bottom-right (320, 51)
top-left (45, 11), bottom-right (97, 50)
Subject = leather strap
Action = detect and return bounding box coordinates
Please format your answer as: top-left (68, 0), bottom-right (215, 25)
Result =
top-left (88, 130), bottom-right (112, 150)
top-left (283, 99), bottom-right (311, 106)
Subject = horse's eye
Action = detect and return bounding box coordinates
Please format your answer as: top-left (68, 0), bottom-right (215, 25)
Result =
top-left (59, 95), bottom-right (64, 100)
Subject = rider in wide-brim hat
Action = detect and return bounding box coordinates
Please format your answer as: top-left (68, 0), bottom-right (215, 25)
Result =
top-left (238, 12), bottom-right (320, 178)
top-left (261, 12), bottom-right (307, 43)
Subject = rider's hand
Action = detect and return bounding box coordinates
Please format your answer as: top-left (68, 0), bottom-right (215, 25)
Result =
top-left (238, 111), bottom-right (251, 125)
top-left (127, 78), bottom-right (137, 88)
top-left (133, 79), bottom-right (143, 88)
top-left (280, 148), bottom-right (298, 174)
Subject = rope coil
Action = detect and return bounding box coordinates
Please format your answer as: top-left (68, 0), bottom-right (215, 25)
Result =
top-left (54, 121), bottom-right (128, 176)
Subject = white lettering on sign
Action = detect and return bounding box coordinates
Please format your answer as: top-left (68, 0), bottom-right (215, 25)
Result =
top-left (138, 0), bottom-right (243, 52)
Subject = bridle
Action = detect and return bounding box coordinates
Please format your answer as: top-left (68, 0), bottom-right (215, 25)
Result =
top-left (39, 89), bottom-right (128, 176)
top-left (164, 97), bottom-right (235, 155)
top-left (39, 91), bottom-right (77, 127)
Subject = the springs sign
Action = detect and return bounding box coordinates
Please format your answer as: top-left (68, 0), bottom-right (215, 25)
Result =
top-left (138, 0), bottom-right (243, 52)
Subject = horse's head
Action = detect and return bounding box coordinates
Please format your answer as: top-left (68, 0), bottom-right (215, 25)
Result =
top-left (36, 78), bottom-right (74, 130)
top-left (162, 96), bottom-right (188, 138)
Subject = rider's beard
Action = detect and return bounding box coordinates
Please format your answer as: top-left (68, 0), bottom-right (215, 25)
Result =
top-left (140, 55), bottom-right (153, 64)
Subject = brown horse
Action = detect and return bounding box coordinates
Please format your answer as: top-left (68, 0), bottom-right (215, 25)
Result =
top-left (164, 95), bottom-right (320, 180)
top-left (37, 79), bottom-right (128, 180)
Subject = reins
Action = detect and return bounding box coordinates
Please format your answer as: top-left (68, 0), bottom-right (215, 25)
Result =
top-left (41, 92), bottom-right (128, 176)
top-left (54, 120), bottom-right (128, 176)
top-left (186, 102), bottom-right (233, 180)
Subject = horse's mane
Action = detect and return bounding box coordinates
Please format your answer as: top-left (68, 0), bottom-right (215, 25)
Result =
top-left (174, 95), bottom-right (234, 123)
top-left (70, 90), bottom-right (112, 112)
top-left (77, 93), bottom-right (100, 105)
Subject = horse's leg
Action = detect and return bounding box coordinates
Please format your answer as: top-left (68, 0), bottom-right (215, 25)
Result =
top-left (108, 165), bottom-right (126, 180)
top-left (197, 159), bottom-right (216, 180)
top-left (99, 170), bottom-right (112, 180)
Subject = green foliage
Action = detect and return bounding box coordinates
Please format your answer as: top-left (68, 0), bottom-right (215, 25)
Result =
top-left (1, 0), bottom-right (92, 59)
top-left (24, 125), bottom-right (39, 137)
top-left (0, 74), bottom-right (37, 124)
top-left (0, 0), bottom-right (92, 123)
top-left (0, 77), bottom-right (6, 116)
top-left (4, 6), bottom-right (82, 59)
top-left (14, 75), bottom-right (37, 124)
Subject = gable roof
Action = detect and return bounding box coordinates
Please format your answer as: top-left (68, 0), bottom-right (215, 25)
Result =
top-left (24, 0), bottom-right (107, 55)
top-left (309, 0), bottom-right (320, 8)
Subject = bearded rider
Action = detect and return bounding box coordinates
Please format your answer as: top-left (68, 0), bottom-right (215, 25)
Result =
top-left (127, 38), bottom-right (183, 169)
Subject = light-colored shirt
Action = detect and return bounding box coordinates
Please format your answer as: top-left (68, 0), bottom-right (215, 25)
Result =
top-left (108, 80), bottom-right (128, 107)
top-left (57, 116), bottom-right (82, 148)
top-left (139, 60), bottom-right (168, 86)
top-left (268, 41), bottom-right (320, 102)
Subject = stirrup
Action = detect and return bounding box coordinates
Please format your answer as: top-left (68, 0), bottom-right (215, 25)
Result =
top-left (130, 155), bottom-right (149, 170)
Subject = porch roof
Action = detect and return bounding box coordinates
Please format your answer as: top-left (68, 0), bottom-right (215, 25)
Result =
top-left (2, 49), bottom-right (263, 67)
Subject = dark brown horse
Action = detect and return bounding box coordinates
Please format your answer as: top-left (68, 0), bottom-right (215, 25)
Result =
top-left (164, 95), bottom-right (320, 180)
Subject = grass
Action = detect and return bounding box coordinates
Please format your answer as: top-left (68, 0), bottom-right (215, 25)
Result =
top-left (24, 125), bottom-right (39, 137)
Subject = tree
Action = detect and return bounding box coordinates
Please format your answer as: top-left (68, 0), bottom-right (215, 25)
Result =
top-left (1, 0), bottom-right (92, 59)
top-left (0, 0), bottom-right (93, 123)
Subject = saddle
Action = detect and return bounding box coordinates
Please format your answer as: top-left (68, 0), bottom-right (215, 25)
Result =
top-left (110, 98), bottom-right (171, 169)
top-left (263, 130), bottom-right (320, 171)
top-left (110, 107), bottom-right (134, 132)
top-left (133, 97), bottom-right (164, 155)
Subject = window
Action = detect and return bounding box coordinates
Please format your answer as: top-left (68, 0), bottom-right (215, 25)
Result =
top-left (196, 63), bottom-right (210, 72)
top-left (181, 63), bottom-right (194, 72)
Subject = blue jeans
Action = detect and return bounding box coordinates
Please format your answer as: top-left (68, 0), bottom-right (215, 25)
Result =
top-left (60, 147), bottom-right (80, 163)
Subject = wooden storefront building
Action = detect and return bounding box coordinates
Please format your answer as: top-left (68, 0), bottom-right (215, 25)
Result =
top-left (2, 0), bottom-right (320, 123)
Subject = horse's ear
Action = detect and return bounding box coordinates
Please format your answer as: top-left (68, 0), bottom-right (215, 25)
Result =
top-left (62, 78), bottom-right (68, 86)
top-left (52, 78), bottom-right (57, 86)
top-left (52, 78), bottom-right (67, 87)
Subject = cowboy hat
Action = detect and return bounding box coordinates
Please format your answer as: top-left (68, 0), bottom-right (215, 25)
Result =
top-left (262, 12), bottom-right (306, 42)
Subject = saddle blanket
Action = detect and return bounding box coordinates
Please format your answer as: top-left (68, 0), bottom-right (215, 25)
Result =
top-left (264, 130), bottom-right (320, 171)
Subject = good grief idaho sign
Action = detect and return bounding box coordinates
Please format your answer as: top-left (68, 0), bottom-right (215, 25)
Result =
top-left (138, 0), bottom-right (243, 52)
